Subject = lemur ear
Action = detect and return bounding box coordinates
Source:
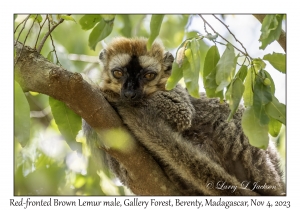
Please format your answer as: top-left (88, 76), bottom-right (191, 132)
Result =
top-left (99, 49), bottom-right (107, 62)
top-left (163, 52), bottom-right (174, 71)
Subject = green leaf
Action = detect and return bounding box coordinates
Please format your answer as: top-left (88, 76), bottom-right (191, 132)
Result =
top-left (259, 14), bottom-right (284, 50)
top-left (252, 58), bottom-right (266, 72)
top-left (16, 155), bottom-right (65, 195)
top-left (254, 75), bottom-right (273, 105)
top-left (265, 95), bottom-right (286, 125)
top-left (36, 14), bottom-right (43, 23)
top-left (49, 97), bottom-right (82, 151)
top-left (204, 33), bottom-right (218, 40)
top-left (241, 107), bottom-right (269, 149)
top-left (253, 99), bottom-right (269, 125)
top-left (260, 15), bottom-right (277, 39)
top-left (253, 76), bottom-right (272, 125)
top-left (165, 62), bottom-right (183, 90)
top-left (61, 15), bottom-right (76, 22)
top-left (243, 67), bottom-right (253, 107)
top-left (203, 46), bottom-right (223, 99)
top-left (46, 51), bottom-right (54, 62)
top-left (235, 65), bottom-right (248, 82)
top-left (225, 78), bottom-right (245, 121)
top-left (262, 70), bottom-right (275, 95)
top-left (160, 15), bottom-right (190, 49)
top-left (88, 19), bottom-right (114, 50)
top-left (183, 39), bottom-right (200, 98)
top-left (48, 15), bottom-right (55, 25)
top-left (215, 44), bottom-right (236, 92)
top-left (263, 52), bottom-right (286, 73)
top-left (166, 40), bottom-right (189, 90)
top-left (29, 14), bottom-right (43, 23)
top-left (79, 15), bottom-right (102, 30)
top-left (268, 117), bottom-right (282, 137)
top-left (203, 45), bottom-right (220, 87)
top-left (147, 15), bottom-right (164, 50)
top-left (101, 15), bottom-right (115, 22)
top-left (118, 15), bottom-right (132, 37)
top-left (14, 81), bottom-right (30, 147)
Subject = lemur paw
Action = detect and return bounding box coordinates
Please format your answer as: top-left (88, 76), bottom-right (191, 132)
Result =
top-left (150, 90), bottom-right (194, 132)
top-left (174, 103), bottom-right (193, 132)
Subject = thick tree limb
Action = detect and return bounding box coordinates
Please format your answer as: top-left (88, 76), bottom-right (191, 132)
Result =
top-left (253, 14), bottom-right (286, 52)
top-left (14, 42), bottom-right (180, 195)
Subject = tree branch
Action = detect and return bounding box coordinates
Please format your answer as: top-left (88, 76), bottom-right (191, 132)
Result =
top-left (14, 42), bottom-right (181, 196)
top-left (36, 16), bottom-right (65, 54)
top-left (253, 14), bottom-right (286, 52)
top-left (212, 15), bottom-right (252, 59)
top-left (199, 15), bottom-right (252, 60)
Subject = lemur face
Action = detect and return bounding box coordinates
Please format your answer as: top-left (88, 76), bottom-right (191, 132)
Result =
top-left (99, 37), bottom-right (174, 102)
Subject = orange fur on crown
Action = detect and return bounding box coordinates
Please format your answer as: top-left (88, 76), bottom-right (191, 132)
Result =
top-left (104, 37), bottom-right (165, 61)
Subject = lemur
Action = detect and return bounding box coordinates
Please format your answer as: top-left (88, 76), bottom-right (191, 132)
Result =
top-left (83, 37), bottom-right (285, 196)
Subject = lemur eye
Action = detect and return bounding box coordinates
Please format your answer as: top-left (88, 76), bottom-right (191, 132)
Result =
top-left (144, 72), bottom-right (156, 81)
top-left (112, 70), bottom-right (124, 79)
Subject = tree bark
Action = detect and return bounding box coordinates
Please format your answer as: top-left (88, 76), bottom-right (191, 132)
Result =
top-left (14, 42), bottom-right (181, 195)
top-left (253, 14), bottom-right (286, 52)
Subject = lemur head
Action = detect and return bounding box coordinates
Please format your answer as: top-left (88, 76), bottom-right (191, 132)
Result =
top-left (99, 37), bottom-right (174, 102)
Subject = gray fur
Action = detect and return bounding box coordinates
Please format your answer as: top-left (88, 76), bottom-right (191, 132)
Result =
top-left (83, 85), bottom-right (285, 195)
top-left (83, 37), bottom-right (285, 196)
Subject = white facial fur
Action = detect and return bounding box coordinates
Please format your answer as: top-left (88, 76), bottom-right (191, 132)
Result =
top-left (138, 56), bottom-right (161, 72)
top-left (108, 53), bottom-right (131, 70)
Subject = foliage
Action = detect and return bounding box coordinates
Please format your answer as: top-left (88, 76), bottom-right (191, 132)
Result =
top-left (147, 15), bottom-right (164, 50)
top-left (14, 81), bottom-right (30, 147)
top-left (49, 97), bottom-right (82, 152)
top-left (259, 14), bottom-right (284, 50)
top-left (263, 52), bottom-right (286, 73)
top-left (86, 16), bottom-right (114, 50)
top-left (14, 14), bottom-right (286, 195)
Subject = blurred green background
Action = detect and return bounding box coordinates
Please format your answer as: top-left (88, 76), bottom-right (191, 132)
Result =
top-left (14, 14), bottom-right (286, 195)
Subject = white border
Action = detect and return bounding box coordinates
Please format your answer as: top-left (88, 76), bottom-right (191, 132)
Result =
top-left (3, 0), bottom-right (299, 209)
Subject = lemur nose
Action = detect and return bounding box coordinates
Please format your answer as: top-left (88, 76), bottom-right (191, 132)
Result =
top-left (124, 90), bottom-right (137, 99)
